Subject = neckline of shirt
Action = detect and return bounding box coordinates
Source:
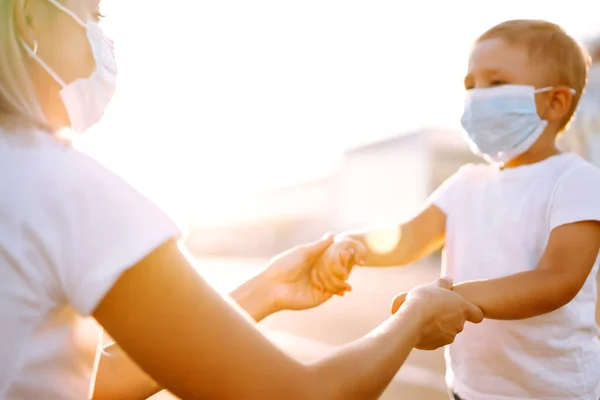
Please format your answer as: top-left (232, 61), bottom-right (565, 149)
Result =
top-left (491, 153), bottom-right (577, 179)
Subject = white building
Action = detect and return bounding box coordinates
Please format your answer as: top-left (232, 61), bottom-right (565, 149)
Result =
top-left (336, 128), bottom-right (478, 231)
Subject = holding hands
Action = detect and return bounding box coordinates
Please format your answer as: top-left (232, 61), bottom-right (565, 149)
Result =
top-left (259, 234), bottom-right (366, 312)
top-left (310, 236), bottom-right (367, 296)
top-left (262, 233), bottom-right (482, 352)
top-left (396, 277), bottom-right (484, 350)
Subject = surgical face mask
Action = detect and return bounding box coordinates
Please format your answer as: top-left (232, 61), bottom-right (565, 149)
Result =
top-left (460, 85), bottom-right (567, 164)
top-left (20, 0), bottom-right (117, 133)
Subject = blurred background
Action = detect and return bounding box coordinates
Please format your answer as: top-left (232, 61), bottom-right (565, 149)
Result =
top-left (85, 1), bottom-right (600, 398)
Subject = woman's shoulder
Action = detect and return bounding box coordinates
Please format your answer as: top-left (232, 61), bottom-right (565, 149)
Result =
top-left (0, 128), bottom-right (125, 197)
top-left (0, 129), bottom-right (153, 239)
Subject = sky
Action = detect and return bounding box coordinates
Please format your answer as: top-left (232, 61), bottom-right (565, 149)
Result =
top-left (80, 1), bottom-right (600, 224)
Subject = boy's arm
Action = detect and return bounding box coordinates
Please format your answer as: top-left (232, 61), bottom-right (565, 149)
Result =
top-left (337, 204), bottom-right (446, 267)
top-left (393, 221), bottom-right (600, 320)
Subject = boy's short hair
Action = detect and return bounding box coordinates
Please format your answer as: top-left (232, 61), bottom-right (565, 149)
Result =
top-left (476, 20), bottom-right (591, 131)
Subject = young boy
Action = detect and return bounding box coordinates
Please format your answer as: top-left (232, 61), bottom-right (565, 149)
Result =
top-left (315, 20), bottom-right (600, 400)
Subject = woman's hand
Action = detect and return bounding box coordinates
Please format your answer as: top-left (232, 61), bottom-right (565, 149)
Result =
top-left (390, 277), bottom-right (484, 350)
top-left (261, 234), bottom-right (340, 312)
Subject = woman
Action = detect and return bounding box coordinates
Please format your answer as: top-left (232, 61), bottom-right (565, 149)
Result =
top-left (0, 0), bottom-right (483, 398)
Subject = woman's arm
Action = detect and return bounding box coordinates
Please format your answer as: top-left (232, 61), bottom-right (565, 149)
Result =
top-left (93, 343), bottom-right (161, 400)
top-left (93, 273), bottom-right (277, 400)
top-left (93, 239), bottom-right (480, 400)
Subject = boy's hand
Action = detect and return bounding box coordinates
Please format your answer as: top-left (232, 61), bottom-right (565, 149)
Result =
top-left (311, 237), bottom-right (367, 295)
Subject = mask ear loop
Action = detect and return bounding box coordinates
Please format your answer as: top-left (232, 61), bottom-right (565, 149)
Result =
top-left (44, 0), bottom-right (87, 28)
top-left (536, 86), bottom-right (577, 95)
top-left (19, 37), bottom-right (67, 88)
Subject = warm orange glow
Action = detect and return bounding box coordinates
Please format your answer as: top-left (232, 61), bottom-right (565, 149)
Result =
top-left (365, 226), bottom-right (401, 255)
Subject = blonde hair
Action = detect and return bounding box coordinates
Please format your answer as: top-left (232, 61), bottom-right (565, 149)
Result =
top-left (476, 20), bottom-right (591, 131)
top-left (0, 0), bottom-right (49, 131)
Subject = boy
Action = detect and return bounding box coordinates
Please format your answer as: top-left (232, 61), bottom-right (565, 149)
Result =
top-left (315, 20), bottom-right (600, 400)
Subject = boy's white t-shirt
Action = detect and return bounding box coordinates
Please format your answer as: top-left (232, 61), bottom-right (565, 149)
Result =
top-left (430, 153), bottom-right (600, 400)
top-left (0, 129), bottom-right (181, 399)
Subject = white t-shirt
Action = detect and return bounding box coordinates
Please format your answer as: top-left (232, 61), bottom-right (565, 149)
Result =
top-left (0, 128), bottom-right (181, 399)
top-left (430, 153), bottom-right (600, 400)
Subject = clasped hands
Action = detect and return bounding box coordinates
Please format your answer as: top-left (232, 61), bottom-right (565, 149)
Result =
top-left (260, 234), bottom-right (483, 351)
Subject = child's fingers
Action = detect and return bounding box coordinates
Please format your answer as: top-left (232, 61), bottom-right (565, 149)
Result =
top-left (317, 262), bottom-right (349, 293)
top-left (333, 256), bottom-right (352, 292)
top-left (333, 251), bottom-right (350, 278)
top-left (310, 266), bottom-right (324, 291)
top-left (340, 250), bottom-right (351, 268)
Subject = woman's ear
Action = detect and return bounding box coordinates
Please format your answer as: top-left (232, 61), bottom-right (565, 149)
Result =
top-left (13, 0), bottom-right (38, 50)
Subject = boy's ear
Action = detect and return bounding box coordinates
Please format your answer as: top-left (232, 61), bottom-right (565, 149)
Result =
top-left (543, 86), bottom-right (574, 121)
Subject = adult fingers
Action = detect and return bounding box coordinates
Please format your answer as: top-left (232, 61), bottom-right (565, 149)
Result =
top-left (417, 331), bottom-right (456, 351)
top-left (317, 263), bottom-right (345, 293)
top-left (390, 292), bottom-right (407, 314)
top-left (435, 275), bottom-right (453, 290)
top-left (461, 300), bottom-right (484, 323)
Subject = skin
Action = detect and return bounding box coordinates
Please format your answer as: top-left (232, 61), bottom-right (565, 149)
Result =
top-left (15, 0), bottom-right (99, 129)
top-left (93, 239), bottom-right (482, 399)
top-left (318, 38), bottom-right (600, 323)
top-left (94, 237), bottom-right (340, 399)
top-left (464, 37), bottom-right (574, 168)
top-left (8, 0), bottom-right (485, 398)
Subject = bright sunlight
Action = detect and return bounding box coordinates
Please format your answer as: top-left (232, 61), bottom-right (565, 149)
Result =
top-left (79, 0), bottom-right (600, 227)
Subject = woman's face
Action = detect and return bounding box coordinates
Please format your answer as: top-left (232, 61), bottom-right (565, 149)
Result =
top-left (15, 0), bottom-right (104, 128)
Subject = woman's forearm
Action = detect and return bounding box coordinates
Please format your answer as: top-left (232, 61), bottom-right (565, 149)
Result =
top-left (229, 272), bottom-right (278, 322)
top-left (93, 271), bottom-right (277, 399)
top-left (310, 301), bottom-right (423, 399)
top-left (93, 294), bottom-right (427, 400)
top-left (93, 342), bottom-right (161, 400)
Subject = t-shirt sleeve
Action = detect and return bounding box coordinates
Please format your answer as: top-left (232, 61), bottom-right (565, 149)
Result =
top-left (427, 164), bottom-right (475, 216)
top-left (549, 162), bottom-right (600, 231)
top-left (30, 153), bottom-right (182, 316)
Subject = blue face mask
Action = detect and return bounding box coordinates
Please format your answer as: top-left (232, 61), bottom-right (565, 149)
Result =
top-left (460, 85), bottom-right (569, 164)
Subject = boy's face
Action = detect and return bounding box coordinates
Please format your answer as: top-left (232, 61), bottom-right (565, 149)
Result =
top-left (465, 38), bottom-right (553, 119)
top-left (464, 38), bottom-right (574, 164)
